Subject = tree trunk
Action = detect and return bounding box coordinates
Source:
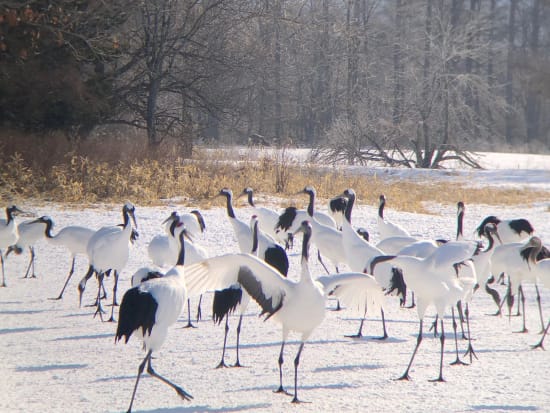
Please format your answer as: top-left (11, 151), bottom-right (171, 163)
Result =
top-left (505, 0), bottom-right (518, 145)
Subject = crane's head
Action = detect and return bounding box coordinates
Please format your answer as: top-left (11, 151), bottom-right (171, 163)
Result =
top-left (29, 216), bottom-right (54, 227)
top-left (122, 201), bottom-right (138, 229)
top-left (342, 188), bottom-right (356, 199)
top-left (218, 188), bottom-right (232, 198)
top-left (457, 201), bottom-right (465, 215)
top-left (6, 205), bottom-right (26, 219)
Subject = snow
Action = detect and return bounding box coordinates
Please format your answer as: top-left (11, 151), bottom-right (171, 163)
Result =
top-left (1, 152), bottom-right (550, 413)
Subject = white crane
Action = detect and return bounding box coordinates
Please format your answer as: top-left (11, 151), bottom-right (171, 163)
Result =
top-left (475, 215), bottom-right (534, 244)
top-left (18, 216), bottom-right (95, 299)
top-left (377, 194), bottom-right (410, 241)
top-left (370, 239), bottom-right (479, 381)
top-left (530, 246), bottom-right (550, 349)
top-left (215, 189), bottom-right (289, 367)
top-left (147, 211), bottom-right (208, 327)
top-left (299, 186), bottom-right (345, 275)
top-left (0, 205), bottom-right (25, 287)
top-left (218, 188), bottom-right (289, 276)
top-left (184, 220), bottom-right (383, 403)
top-left (240, 187), bottom-right (284, 244)
top-left (115, 218), bottom-right (193, 413)
top-left (491, 236), bottom-right (550, 332)
top-left (275, 187), bottom-right (336, 249)
top-left (212, 216), bottom-right (272, 369)
top-left (339, 188), bottom-right (406, 338)
top-left (6, 217), bottom-right (51, 279)
top-left (78, 202), bottom-right (137, 322)
top-left (328, 194), bottom-right (348, 231)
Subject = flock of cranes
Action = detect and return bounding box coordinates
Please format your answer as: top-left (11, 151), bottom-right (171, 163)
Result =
top-left (1, 186), bottom-right (549, 412)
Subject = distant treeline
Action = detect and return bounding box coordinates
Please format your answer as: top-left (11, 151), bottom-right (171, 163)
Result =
top-left (1, 1), bottom-right (549, 161)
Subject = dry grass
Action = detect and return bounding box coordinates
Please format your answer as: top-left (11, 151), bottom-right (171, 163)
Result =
top-left (0, 131), bottom-right (548, 213)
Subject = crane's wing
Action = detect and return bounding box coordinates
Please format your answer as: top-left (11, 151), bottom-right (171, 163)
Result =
top-left (317, 272), bottom-right (384, 316)
top-left (185, 253), bottom-right (295, 318)
top-left (428, 240), bottom-right (480, 270)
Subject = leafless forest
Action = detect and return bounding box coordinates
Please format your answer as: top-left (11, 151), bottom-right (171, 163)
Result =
top-left (1, 1), bottom-right (549, 168)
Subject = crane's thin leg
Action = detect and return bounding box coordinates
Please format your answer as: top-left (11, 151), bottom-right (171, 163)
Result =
top-left (93, 272), bottom-right (106, 321)
top-left (274, 341), bottom-right (289, 394)
top-left (430, 315), bottom-right (439, 337)
top-left (450, 307), bottom-right (467, 366)
top-left (317, 250), bottom-right (330, 275)
top-left (24, 247), bottom-right (36, 278)
top-left (375, 308), bottom-right (389, 340)
top-left (147, 354), bottom-right (193, 401)
top-left (107, 270), bottom-right (119, 322)
top-left (346, 308), bottom-right (366, 338)
top-left (196, 294), bottom-right (203, 322)
top-left (397, 319), bottom-right (423, 381)
top-left (406, 291), bottom-right (416, 309)
top-left (463, 304), bottom-right (478, 363)
top-left (485, 275), bottom-right (501, 316)
top-left (516, 285), bottom-right (522, 317)
top-left (51, 257), bottom-right (76, 300)
top-left (457, 300), bottom-right (466, 339)
top-left (183, 299), bottom-right (196, 328)
top-left (216, 316), bottom-right (230, 368)
top-left (291, 342), bottom-right (305, 403)
top-left (429, 318), bottom-right (446, 382)
top-left (127, 350), bottom-right (151, 413)
top-left (233, 315), bottom-right (244, 367)
top-left (515, 285), bottom-right (528, 333)
top-left (1, 252), bottom-right (6, 287)
top-left (78, 265), bottom-right (95, 307)
top-left (531, 318), bottom-right (550, 350)
top-left (535, 285), bottom-right (545, 333)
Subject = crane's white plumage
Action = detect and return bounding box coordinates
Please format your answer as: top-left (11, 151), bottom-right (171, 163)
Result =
top-left (6, 217), bottom-right (50, 278)
top-left (18, 216), bottom-right (95, 298)
top-left (377, 194), bottom-right (410, 240)
top-left (78, 202), bottom-right (137, 321)
top-left (241, 187), bottom-right (284, 244)
top-left (116, 217), bottom-right (193, 412)
top-left (476, 215), bottom-right (534, 244)
top-left (371, 239), bottom-right (479, 381)
top-left (184, 220), bottom-right (383, 402)
top-left (0, 205), bottom-right (25, 287)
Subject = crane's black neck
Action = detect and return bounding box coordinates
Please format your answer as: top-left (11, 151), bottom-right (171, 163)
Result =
top-left (457, 210), bottom-right (464, 240)
top-left (306, 190), bottom-right (315, 217)
top-left (6, 207), bottom-right (16, 224)
top-left (246, 191), bottom-right (255, 207)
top-left (43, 219), bottom-right (55, 239)
top-left (190, 210), bottom-right (206, 232)
top-left (301, 227), bottom-right (311, 262)
top-left (251, 220), bottom-right (259, 254)
top-left (224, 192), bottom-right (236, 219)
top-left (122, 207), bottom-right (132, 229)
top-left (378, 196), bottom-right (385, 219)
top-left (344, 191), bottom-right (356, 223)
top-left (176, 229), bottom-right (186, 266)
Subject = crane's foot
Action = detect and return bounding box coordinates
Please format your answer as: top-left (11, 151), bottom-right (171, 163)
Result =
top-left (428, 375), bottom-right (445, 383)
top-left (274, 386), bottom-right (292, 396)
top-left (215, 360), bottom-right (229, 369)
top-left (450, 357), bottom-right (468, 366)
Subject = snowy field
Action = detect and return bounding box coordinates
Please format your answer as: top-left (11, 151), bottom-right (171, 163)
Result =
top-left (1, 151), bottom-right (550, 413)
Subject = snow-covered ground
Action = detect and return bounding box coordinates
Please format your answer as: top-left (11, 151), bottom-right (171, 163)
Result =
top-left (1, 152), bottom-right (550, 413)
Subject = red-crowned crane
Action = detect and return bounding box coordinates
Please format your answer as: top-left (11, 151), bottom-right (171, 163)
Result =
top-left (0, 205), bottom-right (25, 287)
top-left (184, 220), bottom-right (383, 403)
top-left (115, 217), bottom-right (193, 412)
